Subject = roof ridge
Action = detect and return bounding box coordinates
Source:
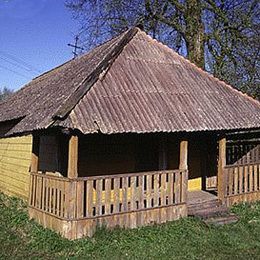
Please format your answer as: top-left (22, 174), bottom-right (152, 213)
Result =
top-left (52, 27), bottom-right (140, 121)
top-left (140, 31), bottom-right (260, 107)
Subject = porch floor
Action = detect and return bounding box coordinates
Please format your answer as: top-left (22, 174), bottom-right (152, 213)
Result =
top-left (187, 190), bottom-right (218, 206)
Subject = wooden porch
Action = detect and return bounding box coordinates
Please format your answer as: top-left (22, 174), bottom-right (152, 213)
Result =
top-left (28, 133), bottom-right (260, 239)
top-left (29, 169), bottom-right (188, 239)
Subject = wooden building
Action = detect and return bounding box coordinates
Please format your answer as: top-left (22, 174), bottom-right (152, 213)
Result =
top-left (0, 27), bottom-right (259, 239)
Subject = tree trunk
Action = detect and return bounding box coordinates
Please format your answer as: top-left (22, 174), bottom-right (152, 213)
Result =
top-left (185, 0), bottom-right (205, 69)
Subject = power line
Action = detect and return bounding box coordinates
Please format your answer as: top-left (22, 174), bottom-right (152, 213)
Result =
top-left (0, 56), bottom-right (35, 75)
top-left (0, 64), bottom-right (32, 79)
top-left (0, 50), bottom-right (42, 74)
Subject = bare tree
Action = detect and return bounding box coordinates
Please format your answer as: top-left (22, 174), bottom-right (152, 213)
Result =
top-left (0, 87), bottom-right (13, 101)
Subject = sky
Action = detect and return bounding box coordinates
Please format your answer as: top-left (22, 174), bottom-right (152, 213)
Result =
top-left (0, 0), bottom-right (80, 91)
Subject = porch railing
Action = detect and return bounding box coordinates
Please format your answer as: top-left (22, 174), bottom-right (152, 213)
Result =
top-left (29, 169), bottom-right (188, 220)
top-left (227, 143), bottom-right (260, 165)
top-left (224, 162), bottom-right (260, 197)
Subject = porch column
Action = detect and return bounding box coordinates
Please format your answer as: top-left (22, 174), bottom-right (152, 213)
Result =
top-left (179, 140), bottom-right (188, 170)
top-left (179, 140), bottom-right (188, 203)
top-left (217, 137), bottom-right (226, 202)
top-left (31, 134), bottom-right (40, 173)
top-left (67, 135), bottom-right (78, 178)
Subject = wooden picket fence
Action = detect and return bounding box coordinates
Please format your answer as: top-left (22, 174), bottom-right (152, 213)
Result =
top-left (224, 163), bottom-right (260, 205)
top-left (223, 142), bottom-right (260, 206)
top-left (225, 163), bottom-right (260, 196)
top-left (29, 173), bottom-right (69, 219)
top-left (29, 169), bottom-right (188, 221)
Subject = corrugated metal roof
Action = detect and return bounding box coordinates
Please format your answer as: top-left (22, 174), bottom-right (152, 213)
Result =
top-left (61, 29), bottom-right (260, 134)
top-left (1, 27), bottom-right (260, 136)
top-left (0, 31), bottom-right (127, 135)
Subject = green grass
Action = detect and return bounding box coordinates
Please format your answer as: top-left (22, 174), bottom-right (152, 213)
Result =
top-left (0, 193), bottom-right (260, 260)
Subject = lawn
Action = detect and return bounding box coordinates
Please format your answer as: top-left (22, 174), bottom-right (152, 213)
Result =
top-left (0, 193), bottom-right (260, 259)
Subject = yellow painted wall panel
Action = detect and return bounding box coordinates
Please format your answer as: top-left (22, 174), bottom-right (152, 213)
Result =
top-left (0, 135), bottom-right (32, 200)
top-left (188, 177), bottom-right (202, 191)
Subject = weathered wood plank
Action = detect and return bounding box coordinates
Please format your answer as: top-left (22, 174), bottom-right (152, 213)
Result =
top-left (56, 180), bottom-right (61, 216)
top-left (234, 167), bottom-right (238, 195)
top-left (153, 174), bottom-right (159, 207)
top-left (122, 177), bottom-right (128, 211)
top-left (175, 172), bottom-right (180, 204)
top-left (244, 165), bottom-right (248, 193)
top-left (179, 140), bottom-right (188, 170)
top-left (76, 181), bottom-right (84, 218)
top-left (161, 173), bottom-right (167, 206)
top-left (86, 180), bottom-right (93, 218)
top-left (168, 172), bottom-right (174, 205)
top-left (105, 178), bottom-right (111, 215)
top-left (146, 175), bottom-right (152, 208)
top-left (239, 166), bottom-right (243, 194)
top-left (31, 135), bottom-right (40, 173)
top-left (67, 135), bottom-right (78, 179)
top-left (218, 137), bottom-right (226, 201)
top-left (96, 179), bottom-right (103, 216)
top-left (113, 178), bottom-right (120, 213)
top-left (254, 165), bottom-right (258, 192)
top-left (130, 176), bottom-right (136, 211)
top-left (181, 170), bottom-right (188, 203)
top-left (249, 165), bottom-right (253, 192)
top-left (228, 168), bottom-right (233, 196)
top-left (61, 181), bottom-right (65, 218)
top-left (139, 175), bottom-right (144, 210)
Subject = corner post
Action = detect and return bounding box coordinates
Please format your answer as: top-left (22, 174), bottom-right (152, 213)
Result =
top-left (66, 135), bottom-right (78, 227)
top-left (217, 137), bottom-right (226, 202)
top-left (68, 135), bottom-right (78, 178)
top-left (179, 140), bottom-right (188, 203)
top-left (179, 140), bottom-right (188, 171)
top-left (31, 134), bottom-right (40, 173)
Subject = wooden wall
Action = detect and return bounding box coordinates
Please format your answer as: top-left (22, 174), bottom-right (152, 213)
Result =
top-left (39, 136), bottom-right (59, 173)
top-left (78, 135), bottom-right (136, 177)
top-left (78, 134), bottom-right (170, 177)
top-left (78, 133), bottom-right (217, 191)
top-left (0, 135), bottom-right (32, 200)
top-left (38, 134), bottom-right (68, 177)
top-left (0, 133), bottom-right (68, 200)
top-left (0, 132), bottom-right (217, 200)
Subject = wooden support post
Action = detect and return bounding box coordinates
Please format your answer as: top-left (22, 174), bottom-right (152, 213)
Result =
top-left (67, 135), bottom-right (78, 178)
top-left (218, 137), bottom-right (226, 202)
top-left (179, 140), bottom-right (188, 203)
top-left (66, 135), bottom-right (79, 227)
top-left (179, 140), bottom-right (188, 170)
top-left (31, 135), bottom-right (40, 173)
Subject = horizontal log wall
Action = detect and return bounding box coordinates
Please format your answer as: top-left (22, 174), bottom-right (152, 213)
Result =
top-left (224, 163), bottom-right (260, 206)
top-left (0, 135), bottom-right (32, 200)
top-left (29, 169), bottom-right (188, 239)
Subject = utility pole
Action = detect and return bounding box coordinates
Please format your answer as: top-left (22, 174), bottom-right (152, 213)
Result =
top-left (68, 35), bottom-right (84, 58)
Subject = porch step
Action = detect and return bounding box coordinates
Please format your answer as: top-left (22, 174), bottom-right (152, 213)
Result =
top-left (190, 205), bottom-right (229, 219)
top-left (188, 199), bottom-right (221, 216)
top-left (204, 214), bottom-right (239, 226)
top-left (188, 198), bottom-right (239, 225)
